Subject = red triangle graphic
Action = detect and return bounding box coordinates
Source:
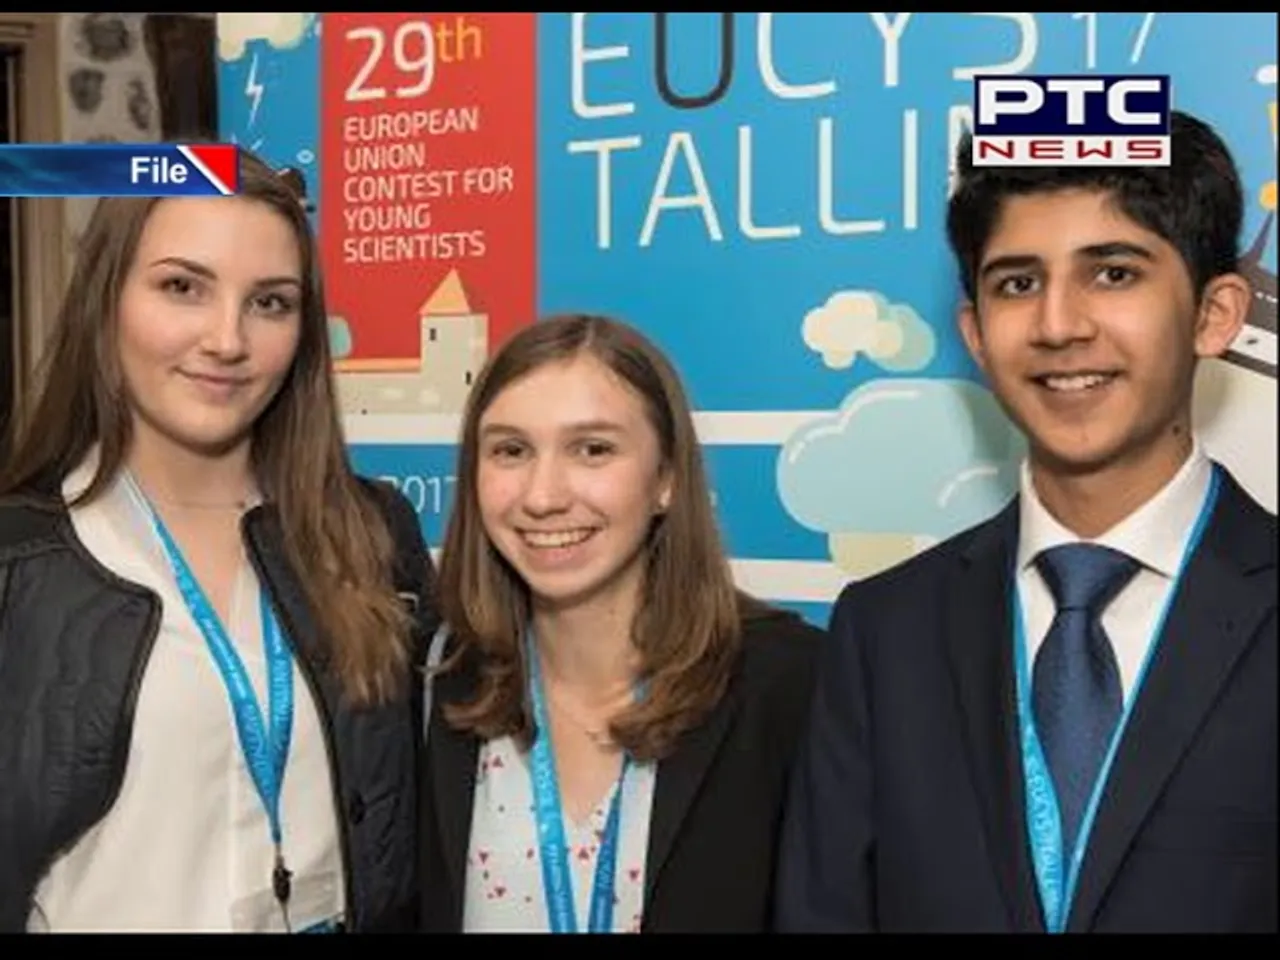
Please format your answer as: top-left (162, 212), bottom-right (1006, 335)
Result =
top-left (187, 144), bottom-right (240, 194)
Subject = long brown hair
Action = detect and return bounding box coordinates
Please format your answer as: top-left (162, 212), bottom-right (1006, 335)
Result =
top-left (0, 152), bottom-right (411, 706)
top-left (437, 314), bottom-right (759, 762)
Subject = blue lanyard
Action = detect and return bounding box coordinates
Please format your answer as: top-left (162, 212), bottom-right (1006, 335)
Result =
top-left (526, 631), bottom-right (629, 934)
top-left (1012, 465), bottom-right (1220, 933)
top-left (126, 479), bottom-right (295, 860)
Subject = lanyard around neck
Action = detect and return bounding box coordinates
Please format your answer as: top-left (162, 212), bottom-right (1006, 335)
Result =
top-left (125, 476), bottom-right (298, 921)
top-left (525, 630), bottom-right (631, 934)
top-left (1012, 465), bottom-right (1220, 933)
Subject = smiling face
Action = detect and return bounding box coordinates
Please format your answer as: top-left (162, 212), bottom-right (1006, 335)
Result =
top-left (959, 187), bottom-right (1246, 482)
top-left (475, 353), bottom-right (673, 616)
top-left (116, 196), bottom-right (304, 459)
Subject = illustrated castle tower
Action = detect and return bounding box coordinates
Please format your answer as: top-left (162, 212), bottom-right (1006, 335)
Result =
top-left (335, 269), bottom-right (489, 416)
top-left (417, 269), bottom-right (490, 409)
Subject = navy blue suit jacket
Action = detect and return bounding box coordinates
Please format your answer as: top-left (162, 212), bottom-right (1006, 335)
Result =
top-left (776, 466), bottom-right (1276, 933)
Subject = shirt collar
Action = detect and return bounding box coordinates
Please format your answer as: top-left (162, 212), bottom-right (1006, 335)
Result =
top-left (63, 446), bottom-right (172, 588)
top-left (1016, 440), bottom-right (1213, 580)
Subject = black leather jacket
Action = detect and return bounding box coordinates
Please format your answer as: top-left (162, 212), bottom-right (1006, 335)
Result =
top-left (0, 480), bottom-right (435, 933)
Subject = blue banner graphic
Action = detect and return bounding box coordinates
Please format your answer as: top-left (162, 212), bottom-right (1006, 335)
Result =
top-left (0, 144), bottom-right (239, 198)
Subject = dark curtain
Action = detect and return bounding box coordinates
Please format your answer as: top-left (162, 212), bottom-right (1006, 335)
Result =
top-left (143, 14), bottom-right (217, 141)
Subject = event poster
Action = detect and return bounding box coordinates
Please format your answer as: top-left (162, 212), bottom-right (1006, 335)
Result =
top-left (218, 13), bottom-right (1276, 625)
top-left (317, 13), bottom-right (536, 416)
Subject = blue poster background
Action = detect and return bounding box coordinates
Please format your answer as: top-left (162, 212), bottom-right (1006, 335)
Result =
top-left (216, 13), bottom-right (320, 229)
top-left (219, 13), bottom-right (1277, 626)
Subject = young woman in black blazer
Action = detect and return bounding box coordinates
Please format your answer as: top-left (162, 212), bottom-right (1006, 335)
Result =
top-left (418, 314), bottom-right (821, 933)
top-left (0, 155), bottom-right (426, 933)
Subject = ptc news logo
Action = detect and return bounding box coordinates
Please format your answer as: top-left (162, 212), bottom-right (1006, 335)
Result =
top-left (972, 75), bottom-right (1172, 167)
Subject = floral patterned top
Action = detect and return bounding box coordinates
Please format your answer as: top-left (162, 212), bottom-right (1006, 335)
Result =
top-left (462, 735), bottom-right (658, 934)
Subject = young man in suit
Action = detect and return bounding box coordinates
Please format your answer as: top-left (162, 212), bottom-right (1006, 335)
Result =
top-left (775, 111), bottom-right (1276, 934)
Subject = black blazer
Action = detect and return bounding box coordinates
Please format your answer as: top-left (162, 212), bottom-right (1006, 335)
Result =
top-left (419, 607), bottom-right (821, 932)
top-left (776, 464), bottom-right (1277, 933)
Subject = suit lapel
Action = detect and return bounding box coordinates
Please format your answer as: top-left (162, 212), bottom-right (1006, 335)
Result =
top-left (643, 675), bottom-right (740, 906)
top-left (1067, 473), bottom-right (1276, 932)
top-left (946, 501), bottom-right (1045, 933)
top-left (426, 653), bottom-right (481, 925)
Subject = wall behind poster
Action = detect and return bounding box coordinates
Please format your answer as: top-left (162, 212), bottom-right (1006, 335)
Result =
top-left (218, 13), bottom-right (1277, 627)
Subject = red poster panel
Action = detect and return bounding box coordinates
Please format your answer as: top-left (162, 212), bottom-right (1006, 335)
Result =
top-left (320, 13), bottom-right (536, 417)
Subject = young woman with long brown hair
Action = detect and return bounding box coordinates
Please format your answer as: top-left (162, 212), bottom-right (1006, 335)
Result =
top-left (0, 154), bottom-right (433, 933)
top-left (418, 314), bottom-right (821, 933)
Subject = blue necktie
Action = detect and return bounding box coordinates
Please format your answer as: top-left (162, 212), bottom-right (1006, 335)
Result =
top-left (1032, 543), bottom-right (1140, 858)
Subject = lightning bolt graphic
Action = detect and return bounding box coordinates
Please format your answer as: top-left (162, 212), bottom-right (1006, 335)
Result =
top-left (245, 52), bottom-right (265, 129)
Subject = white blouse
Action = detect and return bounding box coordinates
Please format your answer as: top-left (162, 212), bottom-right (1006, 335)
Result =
top-left (27, 460), bottom-right (345, 933)
top-left (463, 735), bottom-right (657, 934)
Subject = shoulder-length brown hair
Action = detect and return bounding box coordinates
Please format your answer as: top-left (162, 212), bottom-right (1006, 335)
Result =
top-left (0, 152), bottom-right (411, 706)
top-left (437, 313), bottom-right (759, 762)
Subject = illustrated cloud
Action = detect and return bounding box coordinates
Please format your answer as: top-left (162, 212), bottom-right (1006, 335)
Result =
top-left (777, 377), bottom-right (1024, 540)
top-left (217, 13), bottom-right (316, 63)
top-left (802, 290), bottom-right (936, 373)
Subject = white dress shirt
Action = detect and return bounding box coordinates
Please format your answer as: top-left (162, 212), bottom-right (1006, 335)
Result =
top-left (28, 457), bottom-right (344, 932)
top-left (1015, 441), bottom-right (1215, 703)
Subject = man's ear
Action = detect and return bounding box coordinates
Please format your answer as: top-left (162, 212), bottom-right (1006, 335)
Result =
top-left (1194, 272), bottom-right (1251, 359)
top-left (958, 301), bottom-right (989, 376)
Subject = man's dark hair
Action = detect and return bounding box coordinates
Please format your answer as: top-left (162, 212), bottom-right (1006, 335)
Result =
top-left (946, 110), bottom-right (1244, 303)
